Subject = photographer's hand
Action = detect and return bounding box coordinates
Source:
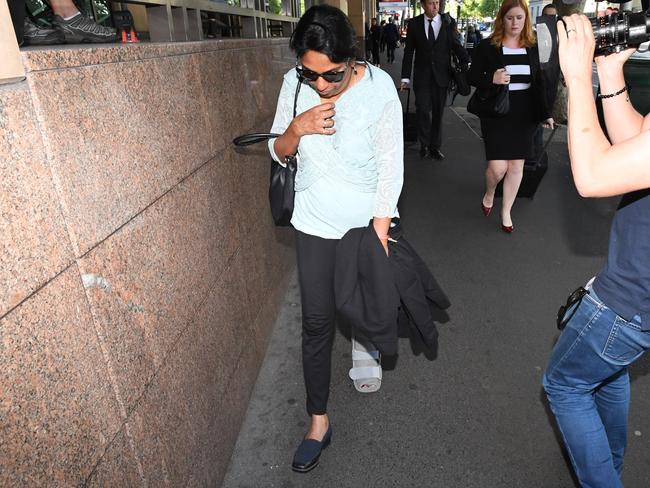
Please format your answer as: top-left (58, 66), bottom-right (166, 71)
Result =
top-left (595, 48), bottom-right (635, 74)
top-left (595, 47), bottom-right (642, 144)
top-left (558, 14), bottom-right (650, 198)
top-left (557, 15), bottom-right (594, 85)
top-left (592, 11), bottom-right (643, 144)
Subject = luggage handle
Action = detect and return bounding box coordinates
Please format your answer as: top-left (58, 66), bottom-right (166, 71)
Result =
top-left (542, 124), bottom-right (559, 154)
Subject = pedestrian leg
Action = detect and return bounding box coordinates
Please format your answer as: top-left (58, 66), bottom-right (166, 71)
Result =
top-left (414, 84), bottom-right (433, 153)
top-left (500, 159), bottom-right (524, 228)
top-left (429, 84), bottom-right (447, 152)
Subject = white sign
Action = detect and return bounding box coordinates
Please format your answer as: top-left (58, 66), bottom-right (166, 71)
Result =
top-left (378, 2), bottom-right (409, 7)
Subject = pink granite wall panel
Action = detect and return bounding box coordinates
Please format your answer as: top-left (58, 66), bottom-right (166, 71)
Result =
top-left (76, 154), bottom-right (242, 415)
top-left (27, 53), bottom-right (214, 257)
top-left (85, 427), bottom-right (143, 487)
top-left (0, 84), bottom-right (74, 317)
top-left (125, 249), bottom-right (252, 486)
top-left (0, 266), bottom-right (123, 487)
top-left (1, 39), bottom-right (295, 487)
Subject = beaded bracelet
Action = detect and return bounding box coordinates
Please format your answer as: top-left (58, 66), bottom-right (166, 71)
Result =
top-left (597, 85), bottom-right (629, 100)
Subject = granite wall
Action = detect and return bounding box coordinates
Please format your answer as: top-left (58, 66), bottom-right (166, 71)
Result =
top-left (0, 39), bottom-right (296, 487)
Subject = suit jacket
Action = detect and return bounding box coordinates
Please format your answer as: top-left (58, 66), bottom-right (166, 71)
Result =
top-left (401, 13), bottom-right (470, 89)
top-left (467, 38), bottom-right (551, 121)
top-left (335, 221), bottom-right (451, 355)
top-left (383, 22), bottom-right (400, 44)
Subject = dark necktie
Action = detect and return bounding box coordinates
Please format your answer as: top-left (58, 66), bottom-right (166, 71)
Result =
top-left (428, 18), bottom-right (435, 46)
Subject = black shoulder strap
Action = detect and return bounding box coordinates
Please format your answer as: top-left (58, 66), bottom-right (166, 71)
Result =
top-left (233, 76), bottom-right (301, 146)
top-left (444, 14), bottom-right (456, 65)
top-left (292, 75), bottom-right (302, 118)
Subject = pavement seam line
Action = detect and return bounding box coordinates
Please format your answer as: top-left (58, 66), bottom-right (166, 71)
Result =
top-left (450, 106), bottom-right (482, 140)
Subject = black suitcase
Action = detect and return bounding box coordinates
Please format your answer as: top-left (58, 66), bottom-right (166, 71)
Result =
top-left (403, 88), bottom-right (418, 144)
top-left (495, 125), bottom-right (557, 199)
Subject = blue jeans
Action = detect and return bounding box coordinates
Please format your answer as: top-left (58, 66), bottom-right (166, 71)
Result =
top-left (543, 288), bottom-right (650, 488)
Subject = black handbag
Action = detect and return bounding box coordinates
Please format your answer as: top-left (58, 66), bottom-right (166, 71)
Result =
top-left (232, 79), bottom-right (302, 227)
top-left (452, 66), bottom-right (471, 97)
top-left (446, 56), bottom-right (471, 106)
top-left (443, 15), bottom-right (470, 106)
top-left (467, 83), bottom-right (510, 118)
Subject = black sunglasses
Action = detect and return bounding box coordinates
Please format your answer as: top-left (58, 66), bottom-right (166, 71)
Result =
top-left (295, 62), bottom-right (351, 83)
top-left (556, 287), bottom-right (588, 330)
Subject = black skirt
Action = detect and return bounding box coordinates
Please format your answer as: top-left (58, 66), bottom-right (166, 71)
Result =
top-left (480, 89), bottom-right (538, 161)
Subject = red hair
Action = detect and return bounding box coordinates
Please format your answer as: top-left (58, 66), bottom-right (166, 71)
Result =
top-left (491, 0), bottom-right (535, 48)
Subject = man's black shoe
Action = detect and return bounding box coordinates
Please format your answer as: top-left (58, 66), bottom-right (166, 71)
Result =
top-left (430, 148), bottom-right (445, 160)
top-left (23, 18), bottom-right (65, 45)
top-left (419, 146), bottom-right (430, 159)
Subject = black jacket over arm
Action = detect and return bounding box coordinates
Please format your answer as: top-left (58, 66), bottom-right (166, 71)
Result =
top-left (401, 13), bottom-right (470, 88)
top-left (335, 221), bottom-right (451, 355)
top-left (467, 39), bottom-right (551, 121)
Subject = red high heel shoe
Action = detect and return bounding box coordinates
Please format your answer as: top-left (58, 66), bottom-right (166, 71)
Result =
top-left (481, 203), bottom-right (493, 217)
top-left (501, 224), bottom-right (514, 234)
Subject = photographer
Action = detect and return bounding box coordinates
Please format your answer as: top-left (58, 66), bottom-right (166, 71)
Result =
top-left (543, 13), bottom-right (650, 488)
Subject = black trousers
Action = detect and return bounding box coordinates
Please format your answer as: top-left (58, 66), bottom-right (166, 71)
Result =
top-left (371, 45), bottom-right (381, 65)
top-left (295, 230), bottom-right (339, 416)
top-left (414, 81), bottom-right (447, 151)
top-left (386, 41), bottom-right (396, 63)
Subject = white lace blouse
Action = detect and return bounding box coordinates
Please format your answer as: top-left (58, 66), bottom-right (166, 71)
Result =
top-left (268, 64), bottom-right (404, 239)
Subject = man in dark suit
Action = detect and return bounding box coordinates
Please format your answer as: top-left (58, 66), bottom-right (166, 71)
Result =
top-left (400, 0), bottom-right (469, 160)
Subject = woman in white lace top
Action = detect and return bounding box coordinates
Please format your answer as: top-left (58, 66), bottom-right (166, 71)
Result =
top-left (268, 4), bottom-right (403, 473)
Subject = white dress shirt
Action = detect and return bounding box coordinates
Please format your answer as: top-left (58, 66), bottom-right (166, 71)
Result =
top-left (401, 14), bottom-right (442, 85)
top-left (424, 14), bottom-right (441, 41)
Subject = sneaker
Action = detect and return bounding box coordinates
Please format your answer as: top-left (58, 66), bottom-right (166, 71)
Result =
top-left (52, 13), bottom-right (117, 43)
top-left (23, 18), bottom-right (65, 45)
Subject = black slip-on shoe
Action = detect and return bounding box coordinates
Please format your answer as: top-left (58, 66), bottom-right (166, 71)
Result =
top-left (291, 425), bottom-right (332, 473)
top-left (52, 14), bottom-right (117, 43)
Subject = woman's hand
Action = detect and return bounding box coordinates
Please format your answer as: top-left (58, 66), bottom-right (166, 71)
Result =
top-left (290, 102), bottom-right (336, 137)
top-left (557, 15), bottom-right (595, 85)
top-left (372, 217), bottom-right (391, 256)
top-left (542, 118), bottom-right (555, 129)
top-left (492, 68), bottom-right (510, 85)
top-left (595, 48), bottom-right (636, 79)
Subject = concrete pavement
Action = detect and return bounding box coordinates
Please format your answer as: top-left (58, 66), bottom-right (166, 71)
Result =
top-left (221, 47), bottom-right (650, 488)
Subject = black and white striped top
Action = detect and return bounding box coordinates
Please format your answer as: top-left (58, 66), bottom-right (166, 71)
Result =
top-left (502, 47), bottom-right (531, 91)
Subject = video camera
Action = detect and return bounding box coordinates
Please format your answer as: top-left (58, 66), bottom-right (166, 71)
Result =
top-left (537, 2), bottom-right (650, 69)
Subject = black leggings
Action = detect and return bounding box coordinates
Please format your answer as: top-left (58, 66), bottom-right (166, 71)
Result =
top-left (295, 230), bottom-right (339, 416)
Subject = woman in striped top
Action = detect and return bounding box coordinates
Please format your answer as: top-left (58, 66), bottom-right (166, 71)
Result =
top-left (468, 0), bottom-right (554, 233)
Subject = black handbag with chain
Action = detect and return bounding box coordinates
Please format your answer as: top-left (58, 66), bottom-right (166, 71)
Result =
top-left (233, 78), bottom-right (302, 227)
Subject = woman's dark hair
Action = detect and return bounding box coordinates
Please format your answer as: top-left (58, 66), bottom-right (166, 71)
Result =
top-left (290, 5), bottom-right (358, 62)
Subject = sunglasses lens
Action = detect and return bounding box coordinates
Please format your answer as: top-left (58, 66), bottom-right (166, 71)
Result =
top-left (322, 71), bottom-right (345, 82)
top-left (297, 65), bottom-right (347, 83)
top-left (298, 68), bottom-right (319, 81)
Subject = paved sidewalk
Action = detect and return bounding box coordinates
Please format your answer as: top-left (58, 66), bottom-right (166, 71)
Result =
top-left (222, 48), bottom-right (650, 488)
